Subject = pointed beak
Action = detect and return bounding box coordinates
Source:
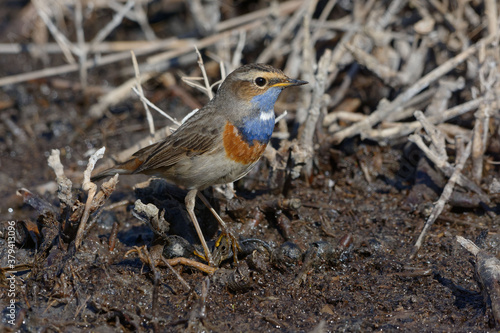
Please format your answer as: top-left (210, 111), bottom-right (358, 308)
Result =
top-left (271, 78), bottom-right (308, 88)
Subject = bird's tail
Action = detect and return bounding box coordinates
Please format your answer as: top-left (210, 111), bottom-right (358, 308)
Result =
top-left (91, 157), bottom-right (144, 182)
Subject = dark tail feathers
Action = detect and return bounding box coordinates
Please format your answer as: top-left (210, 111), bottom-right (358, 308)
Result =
top-left (91, 157), bottom-right (143, 182)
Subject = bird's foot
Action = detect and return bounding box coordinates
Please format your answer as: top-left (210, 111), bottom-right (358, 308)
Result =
top-left (213, 228), bottom-right (242, 265)
top-left (192, 248), bottom-right (216, 267)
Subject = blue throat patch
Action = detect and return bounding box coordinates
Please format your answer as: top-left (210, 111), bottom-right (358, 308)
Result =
top-left (250, 87), bottom-right (282, 111)
top-left (238, 88), bottom-right (281, 144)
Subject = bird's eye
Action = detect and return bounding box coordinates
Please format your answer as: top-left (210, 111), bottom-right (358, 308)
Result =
top-left (255, 77), bottom-right (267, 87)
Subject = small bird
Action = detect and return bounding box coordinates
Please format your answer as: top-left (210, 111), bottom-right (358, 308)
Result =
top-left (92, 63), bottom-right (307, 266)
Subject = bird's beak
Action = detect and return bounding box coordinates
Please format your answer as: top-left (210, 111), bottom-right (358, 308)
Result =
top-left (271, 78), bottom-right (308, 88)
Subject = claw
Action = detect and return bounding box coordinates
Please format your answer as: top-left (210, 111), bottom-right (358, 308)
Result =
top-left (196, 191), bottom-right (243, 266)
top-left (216, 229), bottom-right (241, 264)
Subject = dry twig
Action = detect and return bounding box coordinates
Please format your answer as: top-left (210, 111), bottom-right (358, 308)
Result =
top-left (47, 149), bottom-right (73, 206)
top-left (298, 49), bottom-right (333, 176)
top-left (332, 33), bottom-right (498, 144)
top-left (75, 147), bottom-right (111, 249)
top-left (131, 50), bottom-right (155, 143)
top-left (457, 236), bottom-right (500, 327)
top-left (409, 111), bottom-right (473, 258)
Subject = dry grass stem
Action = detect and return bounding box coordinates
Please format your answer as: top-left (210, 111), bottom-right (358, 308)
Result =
top-left (332, 33), bottom-right (498, 144)
top-left (344, 43), bottom-right (402, 87)
top-left (106, 0), bottom-right (157, 40)
top-left (181, 48), bottom-right (222, 99)
top-left (75, 147), bottom-right (106, 249)
top-left (131, 86), bottom-right (181, 126)
top-left (472, 60), bottom-right (498, 183)
top-left (456, 236), bottom-right (480, 256)
top-left (299, 49), bottom-right (333, 176)
top-left (131, 50), bottom-right (155, 143)
top-left (0, 1), bottom-right (300, 88)
top-left (47, 149), bottom-right (73, 206)
top-left (32, 0), bottom-right (77, 63)
top-left (89, 0), bottom-right (135, 50)
top-left (457, 235), bottom-right (500, 327)
top-left (256, 0), bottom-right (311, 63)
top-left (0, 112), bottom-right (28, 143)
top-left (74, 0), bottom-right (86, 89)
top-left (161, 257), bottom-right (191, 291)
top-left (409, 110), bottom-right (473, 258)
top-left (89, 72), bottom-right (154, 119)
top-left (187, 0), bottom-right (220, 36)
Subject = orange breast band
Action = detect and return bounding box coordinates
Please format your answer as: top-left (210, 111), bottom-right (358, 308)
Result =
top-left (223, 122), bottom-right (267, 165)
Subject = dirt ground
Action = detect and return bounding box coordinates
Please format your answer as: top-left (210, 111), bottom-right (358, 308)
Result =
top-left (1, 1), bottom-right (500, 332)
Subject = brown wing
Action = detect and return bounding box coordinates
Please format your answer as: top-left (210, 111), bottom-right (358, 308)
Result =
top-left (133, 110), bottom-right (224, 173)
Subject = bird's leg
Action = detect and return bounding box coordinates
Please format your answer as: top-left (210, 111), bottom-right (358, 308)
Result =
top-left (196, 191), bottom-right (240, 263)
top-left (185, 189), bottom-right (214, 266)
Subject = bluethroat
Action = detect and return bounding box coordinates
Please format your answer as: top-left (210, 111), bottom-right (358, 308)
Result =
top-left (92, 63), bottom-right (307, 266)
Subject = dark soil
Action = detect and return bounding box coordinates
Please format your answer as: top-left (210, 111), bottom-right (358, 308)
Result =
top-left (1, 1), bottom-right (499, 332)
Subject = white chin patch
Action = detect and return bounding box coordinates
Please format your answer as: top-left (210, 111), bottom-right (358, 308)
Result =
top-left (260, 110), bottom-right (274, 121)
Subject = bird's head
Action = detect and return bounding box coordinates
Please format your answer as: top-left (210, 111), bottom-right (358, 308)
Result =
top-left (218, 64), bottom-right (308, 112)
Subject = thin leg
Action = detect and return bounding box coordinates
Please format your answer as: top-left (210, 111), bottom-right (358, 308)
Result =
top-left (197, 191), bottom-right (240, 262)
top-left (196, 192), bottom-right (230, 229)
top-left (185, 189), bottom-right (214, 266)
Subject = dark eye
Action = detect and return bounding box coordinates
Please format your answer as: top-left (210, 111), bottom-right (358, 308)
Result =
top-left (255, 77), bottom-right (267, 87)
